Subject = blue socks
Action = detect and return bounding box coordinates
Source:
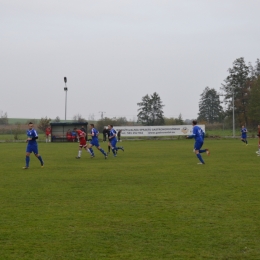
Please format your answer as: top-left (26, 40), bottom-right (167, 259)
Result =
top-left (99, 148), bottom-right (106, 156)
top-left (38, 155), bottom-right (43, 165)
top-left (112, 148), bottom-right (116, 156)
top-left (25, 156), bottom-right (30, 167)
top-left (196, 154), bottom-right (205, 164)
top-left (89, 148), bottom-right (94, 156)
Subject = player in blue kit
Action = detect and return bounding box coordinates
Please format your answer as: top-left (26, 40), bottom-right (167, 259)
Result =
top-left (107, 125), bottom-right (124, 157)
top-left (23, 122), bottom-right (44, 169)
top-left (186, 120), bottom-right (210, 165)
top-left (87, 124), bottom-right (107, 159)
top-left (241, 125), bottom-right (248, 145)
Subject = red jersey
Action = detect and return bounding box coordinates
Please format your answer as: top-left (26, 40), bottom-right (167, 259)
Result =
top-left (45, 128), bottom-right (51, 135)
top-left (76, 130), bottom-right (86, 139)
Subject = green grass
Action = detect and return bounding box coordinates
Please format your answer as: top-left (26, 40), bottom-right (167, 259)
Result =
top-left (0, 140), bottom-right (260, 259)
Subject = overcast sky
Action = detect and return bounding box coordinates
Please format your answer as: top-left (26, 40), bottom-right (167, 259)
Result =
top-left (0, 0), bottom-right (259, 121)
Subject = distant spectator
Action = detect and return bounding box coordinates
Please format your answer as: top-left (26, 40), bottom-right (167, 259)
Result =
top-left (71, 130), bottom-right (77, 142)
top-left (66, 129), bottom-right (72, 142)
top-left (103, 127), bottom-right (107, 142)
top-left (45, 126), bottom-right (51, 143)
top-left (117, 130), bottom-right (122, 142)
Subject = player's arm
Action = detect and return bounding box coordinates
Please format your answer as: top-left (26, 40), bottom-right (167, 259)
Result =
top-left (30, 131), bottom-right (38, 140)
top-left (186, 127), bottom-right (196, 139)
top-left (110, 133), bottom-right (117, 139)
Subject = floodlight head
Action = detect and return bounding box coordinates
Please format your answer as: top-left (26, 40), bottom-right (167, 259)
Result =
top-left (64, 77), bottom-right (67, 83)
top-left (64, 87), bottom-right (68, 91)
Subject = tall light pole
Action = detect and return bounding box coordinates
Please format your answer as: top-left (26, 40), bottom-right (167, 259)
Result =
top-left (232, 86), bottom-right (235, 138)
top-left (64, 77), bottom-right (68, 121)
top-left (99, 111), bottom-right (106, 120)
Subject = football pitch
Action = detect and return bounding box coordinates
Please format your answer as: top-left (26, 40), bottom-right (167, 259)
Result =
top-left (0, 139), bottom-right (260, 259)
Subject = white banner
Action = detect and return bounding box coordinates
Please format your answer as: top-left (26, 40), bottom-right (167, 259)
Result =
top-left (114, 125), bottom-right (205, 137)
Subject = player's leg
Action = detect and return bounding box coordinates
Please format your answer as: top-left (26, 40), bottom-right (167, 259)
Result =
top-left (88, 143), bottom-right (95, 157)
top-left (83, 145), bottom-right (91, 155)
top-left (76, 146), bottom-right (83, 158)
top-left (97, 145), bottom-right (107, 157)
top-left (33, 146), bottom-right (44, 167)
top-left (195, 142), bottom-right (205, 164)
top-left (199, 148), bottom-right (210, 155)
top-left (23, 150), bottom-right (31, 169)
top-left (113, 139), bottom-right (124, 153)
top-left (48, 134), bottom-right (51, 142)
top-left (117, 145), bottom-right (124, 152)
top-left (110, 140), bottom-right (117, 156)
top-left (241, 138), bottom-right (246, 143)
top-left (107, 140), bottom-right (112, 153)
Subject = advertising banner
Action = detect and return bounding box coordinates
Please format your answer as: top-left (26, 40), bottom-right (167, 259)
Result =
top-left (114, 125), bottom-right (205, 137)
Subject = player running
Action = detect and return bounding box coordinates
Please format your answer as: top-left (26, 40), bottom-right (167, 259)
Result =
top-left (256, 124), bottom-right (260, 156)
top-left (107, 125), bottom-right (124, 157)
top-left (186, 120), bottom-right (210, 165)
top-left (241, 125), bottom-right (248, 145)
top-left (23, 122), bottom-right (44, 169)
top-left (87, 124), bottom-right (107, 159)
top-left (74, 127), bottom-right (91, 159)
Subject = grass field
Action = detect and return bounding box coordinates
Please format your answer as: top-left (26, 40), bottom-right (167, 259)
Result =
top-left (1, 140), bottom-right (260, 259)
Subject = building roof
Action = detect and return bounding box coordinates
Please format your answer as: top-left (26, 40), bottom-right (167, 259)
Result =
top-left (50, 122), bottom-right (88, 126)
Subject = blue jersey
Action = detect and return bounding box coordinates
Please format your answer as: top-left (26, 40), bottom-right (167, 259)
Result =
top-left (241, 128), bottom-right (247, 137)
top-left (109, 128), bottom-right (117, 141)
top-left (91, 128), bottom-right (99, 140)
top-left (189, 125), bottom-right (204, 142)
top-left (27, 129), bottom-right (38, 145)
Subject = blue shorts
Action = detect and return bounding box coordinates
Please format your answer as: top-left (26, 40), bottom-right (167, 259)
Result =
top-left (110, 139), bottom-right (117, 148)
top-left (91, 139), bottom-right (100, 147)
top-left (26, 144), bottom-right (38, 154)
top-left (194, 141), bottom-right (203, 150)
top-left (241, 135), bottom-right (247, 139)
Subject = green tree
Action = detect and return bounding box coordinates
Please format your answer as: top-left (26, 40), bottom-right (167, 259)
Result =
top-left (221, 57), bottom-right (250, 125)
top-left (73, 114), bottom-right (86, 123)
top-left (248, 76), bottom-right (260, 125)
top-left (38, 117), bottom-right (51, 132)
top-left (198, 87), bottom-right (223, 123)
top-left (175, 114), bottom-right (184, 125)
top-left (137, 92), bottom-right (164, 125)
top-left (13, 122), bottom-right (22, 140)
top-left (54, 116), bottom-right (61, 122)
top-left (0, 111), bottom-right (8, 125)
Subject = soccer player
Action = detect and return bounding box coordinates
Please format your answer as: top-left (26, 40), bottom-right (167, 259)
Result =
top-left (108, 125), bottom-right (124, 157)
top-left (45, 126), bottom-right (51, 143)
top-left (256, 124), bottom-right (260, 156)
top-left (186, 120), bottom-right (210, 165)
top-left (87, 124), bottom-right (107, 159)
top-left (241, 125), bottom-right (248, 145)
top-left (23, 122), bottom-right (44, 169)
top-left (74, 128), bottom-right (91, 159)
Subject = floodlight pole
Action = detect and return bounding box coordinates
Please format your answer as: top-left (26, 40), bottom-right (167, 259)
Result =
top-left (64, 77), bottom-right (68, 121)
top-left (232, 87), bottom-right (235, 138)
top-left (99, 111), bottom-right (106, 120)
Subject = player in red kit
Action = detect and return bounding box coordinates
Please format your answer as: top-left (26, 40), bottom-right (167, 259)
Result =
top-left (45, 126), bottom-right (51, 143)
top-left (74, 128), bottom-right (91, 158)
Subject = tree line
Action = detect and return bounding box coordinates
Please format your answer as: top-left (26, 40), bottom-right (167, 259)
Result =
top-left (137, 57), bottom-right (260, 127)
top-left (198, 57), bottom-right (260, 127)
